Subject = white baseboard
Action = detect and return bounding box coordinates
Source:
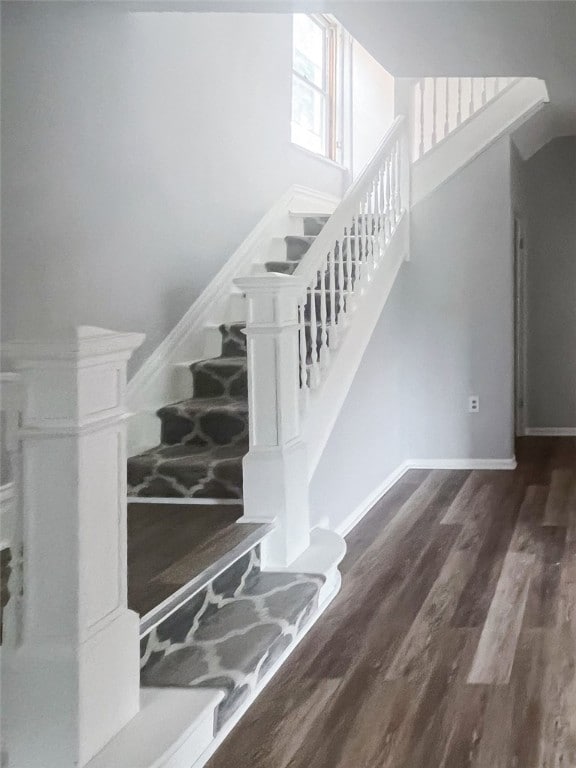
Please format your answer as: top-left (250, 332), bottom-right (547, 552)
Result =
top-left (407, 457), bottom-right (517, 470)
top-left (336, 455), bottom-right (518, 540)
top-left (524, 428), bottom-right (576, 437)
top-left (336, 460), bottom-right (411, 537)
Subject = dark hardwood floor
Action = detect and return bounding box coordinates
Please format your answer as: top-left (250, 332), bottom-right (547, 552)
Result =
top-left (128, 502), bottom-right (243, 616)
top-left (206, 437), bottom-right (576, 768)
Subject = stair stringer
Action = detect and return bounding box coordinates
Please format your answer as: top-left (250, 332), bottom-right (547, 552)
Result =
top-left (304, 214), bottom-right (408, 478)
top-left (413, 77), bottom-right (549, 205)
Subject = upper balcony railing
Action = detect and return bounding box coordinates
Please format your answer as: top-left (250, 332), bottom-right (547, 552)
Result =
top-left (413, 77), bottom-right (517, 161)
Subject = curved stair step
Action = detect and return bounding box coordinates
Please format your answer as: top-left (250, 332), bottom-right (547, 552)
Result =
top-left (140, 564), bottom-right (324, 731)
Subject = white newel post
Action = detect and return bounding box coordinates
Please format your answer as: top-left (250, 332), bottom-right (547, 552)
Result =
top-left (2, 327), bottom-right (144, 768)
top-left (235, 274), bottom-right (311, 568)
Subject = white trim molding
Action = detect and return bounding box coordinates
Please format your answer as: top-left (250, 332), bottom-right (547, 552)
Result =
top-left (336, 461), bottom-right (411, 537)
top-left (525, 428), bottom-right (576, 437)
top-left (407, 458), bottom-right (517, 471)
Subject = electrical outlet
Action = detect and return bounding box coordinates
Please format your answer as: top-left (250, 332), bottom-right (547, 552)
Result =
top-left (468, 396), bottom-right (480, 413)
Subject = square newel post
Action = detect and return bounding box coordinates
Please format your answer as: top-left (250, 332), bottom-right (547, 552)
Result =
top-left (235, 274), bottom-right (311, 569)
top-left (2, 327), bottom-right (145, 768)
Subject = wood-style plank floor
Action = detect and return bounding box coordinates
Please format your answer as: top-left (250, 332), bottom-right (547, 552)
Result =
top-left (206, 437), bottom-right (576, 768)
top-left (128, 503), bottom-right (242, 616)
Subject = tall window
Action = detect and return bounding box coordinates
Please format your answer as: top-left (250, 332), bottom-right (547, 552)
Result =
top-left (291, 14), bottom-right (339, 161)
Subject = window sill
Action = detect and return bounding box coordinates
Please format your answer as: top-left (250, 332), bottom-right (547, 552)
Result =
top-left (290, 142), bottom-right (349, 172)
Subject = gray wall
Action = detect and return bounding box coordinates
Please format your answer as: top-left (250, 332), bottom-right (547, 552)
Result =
top-left (310, 268), bottom-right (409, 529)
top-left (524, 137), bottom-right (576, 429)
top-left (404, 138), bottom-right (515, 460)
top-left (1, 4), bottom-right (346, 372)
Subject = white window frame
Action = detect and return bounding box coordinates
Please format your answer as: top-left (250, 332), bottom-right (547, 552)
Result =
top-left (291, 14), bottom-right (347, 165)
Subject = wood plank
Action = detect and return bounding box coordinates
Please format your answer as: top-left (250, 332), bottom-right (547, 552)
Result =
top-left (467, 551), bottom-right (534, 685)
top-left (440, 470), bottom-right (480, 524)
top-left (542, 468), bottom-right (573, 527)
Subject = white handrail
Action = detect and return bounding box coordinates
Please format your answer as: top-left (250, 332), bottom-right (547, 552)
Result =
top-left (291, 115), bottom-right (409, 393)
top-left (294, 116), bottom-right (405, 285)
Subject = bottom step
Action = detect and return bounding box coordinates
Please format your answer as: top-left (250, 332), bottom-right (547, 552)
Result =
top-left (140, 557), bottom-right (324, 730)
top-left (86, 688), bottom-right (223, 768)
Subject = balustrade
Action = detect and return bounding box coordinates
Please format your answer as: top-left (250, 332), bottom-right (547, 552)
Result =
top-left (413, 76), bottom-right (516, 160)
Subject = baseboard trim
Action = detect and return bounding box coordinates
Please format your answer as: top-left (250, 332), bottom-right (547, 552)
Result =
top-left (127, 497), bottom-right (243, 506)
top-left (336, 460), bottom-right (411, 537)
top-left (335, 455), bottom-right (517, 540)
top-left (524, 428), bottom-right (576, 437)
top-left (407, 458), bottom-right (517, 470)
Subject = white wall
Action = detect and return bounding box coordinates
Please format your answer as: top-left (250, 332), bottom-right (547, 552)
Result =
top-left (404, 137), bottom-right (515, 461)
top-left (523, 137), bottom-right (576, 429)
top-left (351, 40), bottom-right (395, 177)
top-left (1, 5), bottom-right (346, 373)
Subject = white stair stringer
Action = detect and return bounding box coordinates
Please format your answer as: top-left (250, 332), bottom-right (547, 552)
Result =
top-left (413, 77), bottom-right (549, 205)
top-left (304, 214), bottom-right (408, 477)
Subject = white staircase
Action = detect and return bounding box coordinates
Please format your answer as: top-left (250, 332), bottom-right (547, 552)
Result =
top-left (0, 71), bottom-right (550, 768)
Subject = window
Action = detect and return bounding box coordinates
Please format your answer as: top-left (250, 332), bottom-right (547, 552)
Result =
top-left (291, 14), bottom-right (340, 161)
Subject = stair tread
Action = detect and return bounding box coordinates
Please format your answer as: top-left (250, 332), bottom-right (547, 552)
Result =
top-left (140, 568), bottom-right (324, 727)
top-left (192, 356), bottom-right (247, 369)
top-left (158, 395), bottom-right (248, 418)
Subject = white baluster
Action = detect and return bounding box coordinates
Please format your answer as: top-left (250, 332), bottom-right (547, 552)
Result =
top-left (495, 76), bottom-right (501, 94)
top-left (337, 232), bottom-right (346, 325)
top-left (469, 77), bottom-right (475, 117)
top-left (419, 78), bottom-right (425, 158)
top-left (444, 77), bottom-right (450, 138)
top-left (354, 210), bottom-right (362, 288)
top-left (385, 156), bottom-right (392, 240)
top-left (318, 257), bottom-right (329, 369)
top-left (307, 277), bottom-right (321, 388)
top-left (431, 78), bottom-right (438, 146)
top-left (394, 141), bottom-right (401, 224)
top-left (457, 77), bottom-right (463, 126)
top-left (298, 298), bottom-right (309, 395)
top-left (482, 76), bottom-right (487, 105)
top-left (329, 244), bottom-right (339, 348)
top-left (345, 226), bottom-right (355, 311)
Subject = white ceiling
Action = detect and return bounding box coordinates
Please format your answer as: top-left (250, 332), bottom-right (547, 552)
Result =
top-left (334, 1), bottom-right (576, 132)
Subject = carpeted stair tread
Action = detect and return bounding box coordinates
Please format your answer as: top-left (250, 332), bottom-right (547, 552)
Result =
top-left (128, 442), bottom-right (246, 499)
top-left (158, 396), bottom-right (249, 448)
top-left (140, 565), bottom-right (324, 729)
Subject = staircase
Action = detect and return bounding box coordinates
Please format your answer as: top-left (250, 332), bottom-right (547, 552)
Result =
top-left (1, 71), bottom-right (551, 768)
top-left (128, 214), bottom-right (354, 502)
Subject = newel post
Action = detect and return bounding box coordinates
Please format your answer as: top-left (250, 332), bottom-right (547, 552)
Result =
top-left (235, 274), bottom-right (311, 568)
top-left (2, 327), bottom-right (144, 768)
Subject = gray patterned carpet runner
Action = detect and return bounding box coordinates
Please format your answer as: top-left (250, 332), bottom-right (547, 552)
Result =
top-left (140, 547), bottom-right (324, 730)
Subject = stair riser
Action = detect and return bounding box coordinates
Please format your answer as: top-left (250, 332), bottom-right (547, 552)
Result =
top-left (220, 324), bottom-right (246, 357)
top-left (191, 362), bottom-right (248, 399)
top-left (160, 409), bottom-right (249, 448)
top-left (302, 216), bottom-right (330, 236)
top-left (127, 451), bottom-right (244, 500)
